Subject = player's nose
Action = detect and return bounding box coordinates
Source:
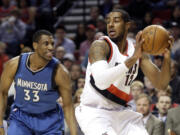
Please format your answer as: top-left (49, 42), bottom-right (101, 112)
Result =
top-left (48, 44), bottom-right (54, 51)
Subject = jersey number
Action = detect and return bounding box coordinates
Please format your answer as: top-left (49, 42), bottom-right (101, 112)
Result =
top-left (125, 64), bottom-right (137, 86)
top-left (24, 89), bottom-right (40, 102)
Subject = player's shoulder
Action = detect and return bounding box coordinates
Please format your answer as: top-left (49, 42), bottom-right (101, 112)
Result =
top-left (4, 56), bottom-right (20, 74)
top-left (90, 36), bottom-right (110, 52)
top-left (56, 63), bottom-right (69, 75)
top-left (5, 56), bottom-right (20, 67)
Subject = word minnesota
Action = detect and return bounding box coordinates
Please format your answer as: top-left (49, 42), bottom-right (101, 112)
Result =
top-left (17, 78), bottom-right (48, 91)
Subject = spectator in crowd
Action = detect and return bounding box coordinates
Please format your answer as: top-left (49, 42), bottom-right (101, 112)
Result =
top-left (168, 21), bottom-right (180, 56)
top-left (79, 24), bottom-right (96, 61)
top-left (77, 76), bottom-right (85, 89)
top-left (155, 95), bottom-right (172, 123)
top-left (54, 24), bottom-right (75, 55)
top-left (70, 64), bottom-right (82, 95)
top-left (0, 8), bottom-right (27, 57)
top-left (17, 0), bottom-right (36, 30)
top-left (170, 59), bottom-right (180, 103)
top-left (0, 42), bottom-right (9, 77)
top-left (54, 46), bottom-right (66, 63)
top-left (20, 46), bottom-right (32, 53)
top-left (87, 6), bottom-right (102, 26)
top-left (141, 11), bottom-right (154, 29)
top-left (165, 106), bottom-right (180, 135)
top-left (96, 18), bottom-right (107, 35)
top-left (0, 0), bottom-right (17, 21)
top-left (136, 93), bottom-right (164, 135)
top-left (170, 5), bottom-right (180, 24)
top-left (152, 55), bottom-right (164, 69)
top-left (62, 53), bottom-right (75, 71)
top-left (151, 85), bottom-right (177, 113)
top-left (129, 80), bottom-right (144, 111)
top-left (74, 23), bottom-right (86, 49)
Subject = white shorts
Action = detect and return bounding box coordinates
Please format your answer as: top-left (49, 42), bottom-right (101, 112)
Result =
top-left (75, 105), bottom-right (149, 135)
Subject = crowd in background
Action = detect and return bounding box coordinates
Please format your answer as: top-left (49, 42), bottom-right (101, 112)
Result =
top-left (0, 0), bottom-right (180, 135)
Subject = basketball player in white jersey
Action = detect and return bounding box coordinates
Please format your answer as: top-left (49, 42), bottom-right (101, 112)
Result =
top-left (75, 9), bottom-right (174, 135)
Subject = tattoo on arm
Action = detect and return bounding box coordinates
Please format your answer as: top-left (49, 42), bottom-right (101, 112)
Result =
top-left (89, 40), bottom-right (110, 64)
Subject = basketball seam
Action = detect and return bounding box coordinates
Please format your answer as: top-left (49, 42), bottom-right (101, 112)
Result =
top-left (152, 26), bottom-right (157, 53)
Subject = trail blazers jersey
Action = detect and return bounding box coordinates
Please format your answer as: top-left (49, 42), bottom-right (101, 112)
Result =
top-left (80, 36), bottom-right (139, 110)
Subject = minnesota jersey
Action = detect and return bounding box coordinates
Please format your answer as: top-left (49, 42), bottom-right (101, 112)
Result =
top-left (80, 36), bottom-right (139, 109)
top-left (14, 53), bottom-right (60, 114)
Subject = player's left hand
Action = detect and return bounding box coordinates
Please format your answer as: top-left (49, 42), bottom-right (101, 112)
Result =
top-left (163, 35), bottom-right (174, 59)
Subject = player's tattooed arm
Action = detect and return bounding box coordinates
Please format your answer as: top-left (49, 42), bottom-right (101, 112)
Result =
top-left (89, 40), bottom-right (110, 64)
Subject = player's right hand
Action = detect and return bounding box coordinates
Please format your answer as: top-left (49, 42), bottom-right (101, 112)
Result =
top-left (133, 31), bottom-right (144, 59)
top-left (0, 128), bottom-right (5, 135)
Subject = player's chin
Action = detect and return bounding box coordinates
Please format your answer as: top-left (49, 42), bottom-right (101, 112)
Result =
top-left (45, 55), bottom-right (53, 61)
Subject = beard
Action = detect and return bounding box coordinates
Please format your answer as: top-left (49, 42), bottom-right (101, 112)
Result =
top-left (110, 34), bottom-right (123, 44)
top-left (110, 28), bottom-right (125, 44)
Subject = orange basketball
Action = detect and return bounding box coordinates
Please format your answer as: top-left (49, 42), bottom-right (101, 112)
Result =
top-left (142, 25), bottom-right (169, 55)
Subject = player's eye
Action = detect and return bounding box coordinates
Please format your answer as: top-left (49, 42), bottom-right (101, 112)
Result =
top-left (114, 18), bottom-right (120, 22)
top-left (44, 41), bottom-right (49, 46)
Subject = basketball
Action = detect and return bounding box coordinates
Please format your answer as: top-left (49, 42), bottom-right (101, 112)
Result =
top-left (142, 25), bottom-right (169, 55)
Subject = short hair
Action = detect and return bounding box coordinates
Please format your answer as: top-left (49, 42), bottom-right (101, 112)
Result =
top-left (111, 8), bottom-right (130, 22)
top-left (56, 24), bottom-right (66, 31)
top-left (131, 80), bottom-right (144, 90)
top-left (32, 30), bottom-right (52, 43)
top-left (135, 93), bottom-right (152, 104)
top-left (157, 95), bottom-right (172, 103)
top-left (156, 85), bottom-right (172, 97)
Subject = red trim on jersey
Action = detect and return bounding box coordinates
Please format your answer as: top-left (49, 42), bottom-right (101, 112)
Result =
top-left (122, 40), bottom-right (128, 56)
top-left (107, 84), bottom-right (131, 102)
top-left (103, 37), bottom-right (113, 63)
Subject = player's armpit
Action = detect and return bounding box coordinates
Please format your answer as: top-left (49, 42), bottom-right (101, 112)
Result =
top-left (89, 40), bottom-right (110, 64)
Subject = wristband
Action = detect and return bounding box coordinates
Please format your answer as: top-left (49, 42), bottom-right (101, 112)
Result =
top-left (0, 125), bottom-right (4, 128)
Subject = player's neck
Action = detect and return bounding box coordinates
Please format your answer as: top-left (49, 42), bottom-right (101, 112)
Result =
top-left (117, 37), bottom-right (127, 54)
top-left (29, 53), bottom-right (49, 70)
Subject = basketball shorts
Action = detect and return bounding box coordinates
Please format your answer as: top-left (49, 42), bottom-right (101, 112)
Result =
top-left (75, 104), bottom-right (149, 135)
top-left (7, 104), bottom-right (64, 135)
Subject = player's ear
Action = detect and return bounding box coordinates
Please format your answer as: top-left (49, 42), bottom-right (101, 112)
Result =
top-left (33, 42), bottom-right (38, 50)
top-left (125, 21), bottom-right (131, 31)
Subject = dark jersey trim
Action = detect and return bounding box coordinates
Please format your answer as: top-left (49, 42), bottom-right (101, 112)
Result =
top-left (51, 62), bottom-right (59, 92)
top-left (90, 75), bottom-right (128, 107)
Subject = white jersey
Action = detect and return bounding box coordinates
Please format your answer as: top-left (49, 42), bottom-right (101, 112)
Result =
top-left (80, 36), bottom-right (139, 110)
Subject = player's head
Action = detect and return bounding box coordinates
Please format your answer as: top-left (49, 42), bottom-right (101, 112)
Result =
top-left (136, 93), bottom-right (151, 117)
top-left (106, 9), bottom-right (131, 42)
top-left (32, 30), bottom-right (54, 61)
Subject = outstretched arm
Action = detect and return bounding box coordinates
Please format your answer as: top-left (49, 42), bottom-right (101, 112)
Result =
top-left (0, 57), bottom-right (19, 134)
top-left (55, 64), bottom-right (77, 135)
